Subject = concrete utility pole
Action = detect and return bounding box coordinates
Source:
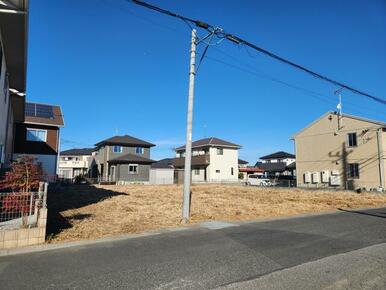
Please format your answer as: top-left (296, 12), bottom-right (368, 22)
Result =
top-left (182, 29), bottom-right (197, 223)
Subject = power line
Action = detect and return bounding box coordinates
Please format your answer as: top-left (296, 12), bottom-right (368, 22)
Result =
top-left (129, 0), bottom-right (386, 105)
top-left (208, 46), bottom-right (386, 116)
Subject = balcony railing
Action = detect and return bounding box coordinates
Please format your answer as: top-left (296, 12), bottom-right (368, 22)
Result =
top-left (59, 160), bottom-right (87, 168)
top-left (173, 154), bottom-right (210, 167)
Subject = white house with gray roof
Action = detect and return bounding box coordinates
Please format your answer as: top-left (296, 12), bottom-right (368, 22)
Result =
top-left (58, 148), bottom-right (95, 180)
top-left (173, 137), bottom-right (240, 183)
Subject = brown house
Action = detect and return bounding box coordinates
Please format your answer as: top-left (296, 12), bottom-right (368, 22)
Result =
top-left (293, 111), bottom-right (385, 191)
top-left (13, 102), bottom-right (64, 179)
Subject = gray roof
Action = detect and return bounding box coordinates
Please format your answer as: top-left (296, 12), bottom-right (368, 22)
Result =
top-left (108, 153), bottom-right (154, 164)
top-left (286, 162), bottom-right (296, 169)
top-left (60, 148), bottom-right (94, 156)
top-left (238, 159), bottom-right (249, 165)
top-left (176, 137), bottom-right (241, 151)
top-left (255, 162), bottom-right (287, 172)
top-left (260, 151), bottom-right (295, 160)
top-left (151, 158), bottom-right (174, 169)
top-left (95, 135), bottom-right (155, 148)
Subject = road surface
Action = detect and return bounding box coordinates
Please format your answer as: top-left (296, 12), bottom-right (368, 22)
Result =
top-left (1, 207), bottom-right (386, 289)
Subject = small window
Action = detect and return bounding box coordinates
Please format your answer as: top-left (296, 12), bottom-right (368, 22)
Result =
top-left (113, 146), bottom-right (122, 153)
top-left (194, 169), bottom-right (200, 175)
top-left (216, 170), bottom-right (220, 173)
top-left (26, 129), bottom-right (47, 142)
top-left (217, 148), bottom-right (223, 155)
top-left (347, 133), bottom-right (357, 147)
top-left (136, 147), bottom-right (144, 154)
top-left (231, 167), bottom-right (234, 175)
top-left (129, 164), bottom-right (138, 174)
top-left (348, 163), bottom-right (359, 179)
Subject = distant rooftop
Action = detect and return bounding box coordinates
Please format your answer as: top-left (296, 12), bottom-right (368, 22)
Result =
top-left (238, 159), bottom-right (249, 165)
top-left (24, 102), bottom-right (64, 127)
top-left (176, 137), bottom-right (241, 151)
top-left (95, 135), bottom-right (155, 148)
top-left (151, 158), bottom-right (174, 169)
top-left (60, 148), bottom-right (94, 156)
top-left (260, 151), bottom-right (295, 160)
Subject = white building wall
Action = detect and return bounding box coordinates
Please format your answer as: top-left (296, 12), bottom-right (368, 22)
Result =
top-left (149, 168), bottom-right (174, 184)
top-left (192, 167), bottom-right (206, 182)
top-left (207, 147), bottom-right (238, 182)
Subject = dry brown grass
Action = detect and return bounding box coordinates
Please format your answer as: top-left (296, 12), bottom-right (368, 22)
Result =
top-left (47, 184), bottom-right (386, 243)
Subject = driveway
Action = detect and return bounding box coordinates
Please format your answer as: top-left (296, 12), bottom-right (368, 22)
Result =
top-left (1, 207), bottom-right (386, 289)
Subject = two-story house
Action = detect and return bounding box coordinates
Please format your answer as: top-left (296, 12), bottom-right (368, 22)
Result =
top-left (255, 151), bottom-right (296, 178)
top-left (0, 0), bottom-right (28, 170)
top-left (293, 111), bottom-right (386, 191)
top-left (94, 135), bottom-right (155, 183)
top-left (13, 102), bottom-right (64, 179)
top-left (58, 148), bottom-right (95, 179)
top-left (173, 137), bottom-right (240, 183)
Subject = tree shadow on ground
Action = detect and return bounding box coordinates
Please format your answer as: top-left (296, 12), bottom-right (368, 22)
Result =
top-left (338, 208), bottom-right (386, 219)
top-left (46, 183), bottom-right (127, 239)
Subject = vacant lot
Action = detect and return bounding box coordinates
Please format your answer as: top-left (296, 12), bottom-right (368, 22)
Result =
top-left (47, 184), bottom-right (386, 243)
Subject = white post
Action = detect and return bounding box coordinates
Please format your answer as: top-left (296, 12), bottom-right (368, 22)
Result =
top-left (182, 29), bottom-right (197, 222)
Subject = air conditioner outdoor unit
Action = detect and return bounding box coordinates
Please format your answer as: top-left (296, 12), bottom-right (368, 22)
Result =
top-left (304, 172), bottom-right (311, 183)
top-left (330, 175), bottom-right (341, 186)
top-left (321, 170), bottom-right (330, 183)
top-left (312, 172), bottom-right (320, 183)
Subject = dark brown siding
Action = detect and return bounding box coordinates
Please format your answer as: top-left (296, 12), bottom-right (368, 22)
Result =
top-left (14, 123), bottom-right (58, 155)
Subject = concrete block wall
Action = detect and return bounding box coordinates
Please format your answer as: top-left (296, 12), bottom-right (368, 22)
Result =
top-left (0, 208), bottom-right (47, 249)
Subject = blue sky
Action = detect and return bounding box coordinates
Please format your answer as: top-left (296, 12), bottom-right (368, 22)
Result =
top-left (27, 0), bottom-right (386, 163)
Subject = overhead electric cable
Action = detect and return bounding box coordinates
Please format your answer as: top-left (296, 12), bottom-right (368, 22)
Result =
top-left (129, 0), bottom-right (386, 105)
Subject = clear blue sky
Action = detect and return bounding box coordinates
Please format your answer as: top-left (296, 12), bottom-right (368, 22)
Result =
top-left (27, 0), bottom-right (386, 163)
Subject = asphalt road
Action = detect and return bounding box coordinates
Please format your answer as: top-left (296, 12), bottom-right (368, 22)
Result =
top-left (1, 207), bottom-right (386, 289)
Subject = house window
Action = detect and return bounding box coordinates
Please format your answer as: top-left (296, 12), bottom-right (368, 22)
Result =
top-left (217, 148), bottom-right (223, 155)
top-left (129, 164), bottom-right (138, 174)
top-left (194, 169), bottom-right (200, 175)
top-left (231, 167), bottom-right (234, 175)
top-left (26, 129), bottom-right (47, 142)
top-left (216, 170), bottom-right (220, 173)
top-left (347, 133), bottom-right (357, 147)
top-left (348, 163), bottom-right (359, 179)
top-left (136, 147), bottom-right (144, 154)
top-left (113, 146), bottom-right (122, 153)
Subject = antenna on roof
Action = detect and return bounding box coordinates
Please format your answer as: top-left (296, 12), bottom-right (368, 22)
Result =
top-left (334, 88), bottom-right (344, 130)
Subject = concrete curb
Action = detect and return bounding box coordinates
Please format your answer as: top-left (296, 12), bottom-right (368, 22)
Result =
top-left (0, 206), bottom-right (384, 257)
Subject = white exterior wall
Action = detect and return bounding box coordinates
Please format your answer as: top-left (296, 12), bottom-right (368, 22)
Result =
top-left (261, 158), bottom-right (295, 165)
top-left (149, 168), bottom-right (174, 184)
top-left (192, 167), bottom-right (206, 182)
top-left (207, 147), bottom-right (238, 182)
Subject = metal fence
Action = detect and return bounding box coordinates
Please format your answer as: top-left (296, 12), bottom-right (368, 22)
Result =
top-left (0, 183), bottom-right (47, 229)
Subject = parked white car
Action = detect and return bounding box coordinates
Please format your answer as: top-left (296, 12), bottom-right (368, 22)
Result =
top-left (246, 174), bottom-right (272, 186)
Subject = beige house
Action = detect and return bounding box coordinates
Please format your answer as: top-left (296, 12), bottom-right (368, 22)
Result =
top-left (293, 111), bottom-right (385, 191)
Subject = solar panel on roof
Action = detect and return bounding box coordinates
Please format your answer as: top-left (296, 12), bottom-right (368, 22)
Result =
top-left (25, 103), bottom-right (54, 119)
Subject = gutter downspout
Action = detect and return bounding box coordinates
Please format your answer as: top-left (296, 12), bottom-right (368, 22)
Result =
top-left (376, 128), bottom-right (385, 189)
